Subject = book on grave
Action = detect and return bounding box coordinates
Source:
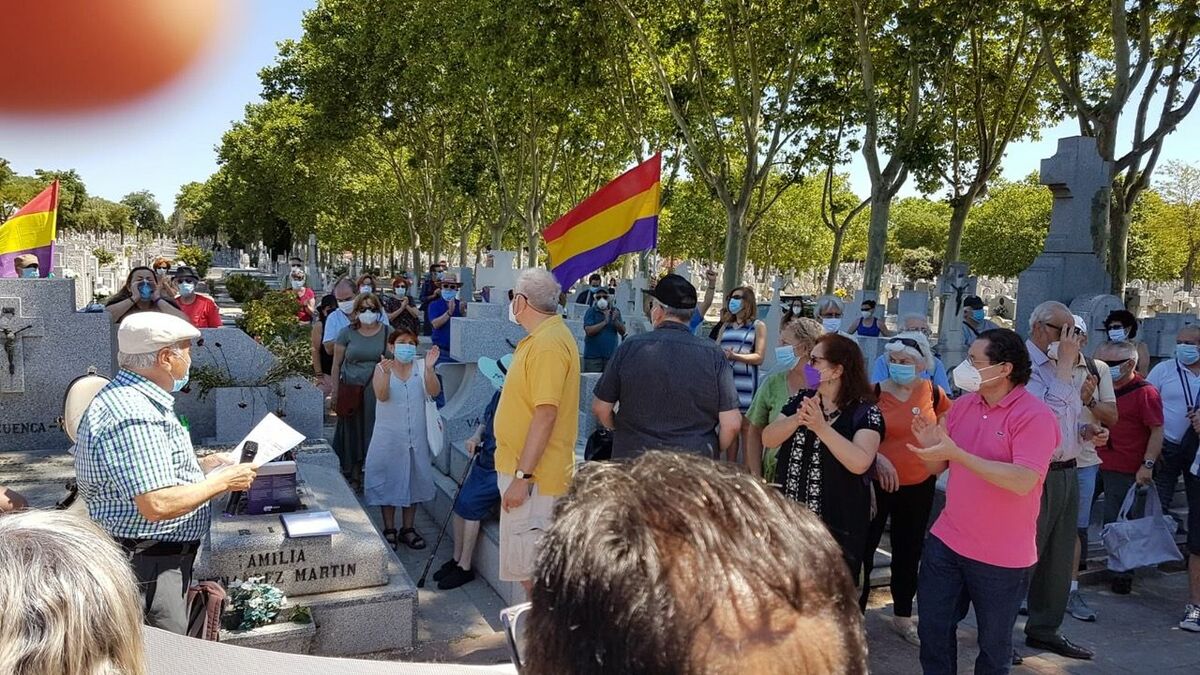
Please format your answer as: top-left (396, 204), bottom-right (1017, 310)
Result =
top-left (280, 511), bottom-right (341, 538)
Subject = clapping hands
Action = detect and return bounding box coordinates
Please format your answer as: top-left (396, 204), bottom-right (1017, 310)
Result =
top-left (907, 416), bottom-right (961, 463)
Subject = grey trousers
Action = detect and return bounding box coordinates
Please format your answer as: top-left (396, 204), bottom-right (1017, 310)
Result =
top-left (130, 551), bottom-right (197, 634)
top-left (1025, 465), bottom-right (1078, 641)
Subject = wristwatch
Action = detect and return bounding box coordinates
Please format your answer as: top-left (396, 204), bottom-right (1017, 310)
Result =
top-left (514, 470), bottom-right (535, 480)
top-left (1142, 459), bottom-right (1156, 470)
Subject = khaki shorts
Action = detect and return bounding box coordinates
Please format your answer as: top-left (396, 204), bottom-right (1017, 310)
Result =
top-left (496, 473), bottom-right (557, 582)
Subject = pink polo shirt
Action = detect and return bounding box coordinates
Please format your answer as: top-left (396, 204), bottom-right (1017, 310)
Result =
top-left (931, 386), bottom-right (1059, 568)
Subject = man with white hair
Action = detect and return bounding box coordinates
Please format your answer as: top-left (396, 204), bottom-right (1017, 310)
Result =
top-left (1020, 301), bottom-right (1096, 660)
top-left (495, 268), bottom-right (580, 595)
top-left (869, 314), bottom-right (951, 390)
top-left (74, 312), bottom-right (258, 633)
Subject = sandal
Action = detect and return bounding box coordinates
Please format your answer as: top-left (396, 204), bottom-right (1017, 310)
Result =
top-left (398, 527), bottom-right (426, 550)
top-left (383, 528), bottom-right (398, 547)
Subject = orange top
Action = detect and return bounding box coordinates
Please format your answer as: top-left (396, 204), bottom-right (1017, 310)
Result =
top-left (877, 381), bottom-right (951, 486)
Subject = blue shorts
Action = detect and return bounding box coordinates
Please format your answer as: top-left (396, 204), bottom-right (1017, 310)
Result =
top-left (454, 461), bottom-right (499, 521)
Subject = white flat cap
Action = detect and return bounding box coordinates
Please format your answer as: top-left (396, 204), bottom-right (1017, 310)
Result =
top-left (1072, 314), bottom-right (1087, 334)
top-left (118, 312), bottom-right (201, 354)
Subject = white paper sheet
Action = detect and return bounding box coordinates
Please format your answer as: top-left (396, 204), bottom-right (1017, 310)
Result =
top-left (231, 413), bottom-right (307, 467)
top-left (281, 511), bottom-right (341, 538)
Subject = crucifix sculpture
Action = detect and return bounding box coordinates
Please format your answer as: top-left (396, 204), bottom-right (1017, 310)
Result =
top-left (0, 299), bottom-right (46, 394)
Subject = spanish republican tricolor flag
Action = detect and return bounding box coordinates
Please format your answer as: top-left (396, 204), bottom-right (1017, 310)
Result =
top-left (545, 153), bottom-right (660, 290)
top-left (0, 181), bottom-right (58, 278)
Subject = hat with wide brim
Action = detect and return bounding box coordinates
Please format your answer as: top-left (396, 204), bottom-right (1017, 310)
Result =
top-left (478, 353), bottom-right (514, 391)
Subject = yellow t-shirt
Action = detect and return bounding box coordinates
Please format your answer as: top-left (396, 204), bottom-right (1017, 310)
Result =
top-left (495, 315), bottom-right (580, 496)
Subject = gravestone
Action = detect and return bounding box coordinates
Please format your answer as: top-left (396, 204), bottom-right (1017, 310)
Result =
top-left (1015, 137), bottom-right (1113, 338)
top-left (475, 251), bottom-right (518, 304)
top-left (761, 275), bottom-right (785, 370)
top-left (935, 262), bottom-right (978, 369)
top-left (0, 280), bottom-right (114, 451)
top-left (897, 290), bottom-right (930, 322)
top-left (1140, 312), bottom-right (1200, 360)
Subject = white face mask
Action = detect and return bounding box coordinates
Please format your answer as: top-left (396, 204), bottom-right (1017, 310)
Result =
top-left (861, 310), bottom-right (872, 319)
top-left (290, 278), bottom-right (304, 290)
top-left (1047, 340), bottom-right (1061, 361)
top-left (360, 285), bottom-right (374, 294)
top-left (822, 317), bottom-right (841, 333)
top-left (358, 310), bottom-right (379, 325)
top-left (1107, 327), bottom-right (1127, 342)
top-left (952, 361), bottom-right (1003, 392)
top-left (508, 299), bottom-right (520, 325)
top-left (595, 298), bottom-right (609, 310)
top-left (338, 300), bottom-right (355, 315)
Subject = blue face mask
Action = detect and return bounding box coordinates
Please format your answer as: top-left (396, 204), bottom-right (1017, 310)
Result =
top-left (1108, 365), bottom-right (1124, 382)
top-left (21, 267), bottom-right (38, 278)
top-left (169, 353), bottom-right (191, 393)
top-left (393, 343), bottom-right (417, 363)
top-left (971, 308), bottom-right (986, 322)
top-left (138, 281), bottom-right (154, 300)
top-left (888, 362), bottom-right (918, 385)
top-left (775, 345), bottom-right (799, 370)
top-left (1177, 343), bottom-right (1200, 365)
top-left (441, 289), bottom-right (458, 302)
top-left (728, 298), bottom-right (743, 314)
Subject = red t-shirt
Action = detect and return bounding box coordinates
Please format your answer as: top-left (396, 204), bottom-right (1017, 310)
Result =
top-left (1098, 375), bottom-right (1164, 474)
top-left (177, 293), bottom-right (223, 328)
top-left (295, 287), bottom-right (315, 322)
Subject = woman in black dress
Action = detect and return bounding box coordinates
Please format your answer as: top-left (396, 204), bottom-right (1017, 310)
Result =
top-left (762, 333), bottom-right (883, 581)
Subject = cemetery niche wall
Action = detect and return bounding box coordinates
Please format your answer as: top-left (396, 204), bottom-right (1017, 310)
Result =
top-left (0, 279), bottom-right (114, 451)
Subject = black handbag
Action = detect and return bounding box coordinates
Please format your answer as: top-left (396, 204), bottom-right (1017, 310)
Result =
top-left (585, 427), bottom-right (613, 461)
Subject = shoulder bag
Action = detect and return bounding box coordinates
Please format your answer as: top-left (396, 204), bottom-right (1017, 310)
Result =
top-left (414, 357), bottom-right (445, 458)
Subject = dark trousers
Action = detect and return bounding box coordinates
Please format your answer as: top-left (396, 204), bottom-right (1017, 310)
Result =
top-left (582, 357), bottom-right (609, 373)
top-left (1154, 439), bottom-right (1200, 555)
top-left (130, 550), bottom-right (197, 634)
top-left (917, 535), bottom-right (1031, 675)
top-left (859, 476), bottom-right (936, 616)
top-left (1025, 465), bottom-right (1078, 641)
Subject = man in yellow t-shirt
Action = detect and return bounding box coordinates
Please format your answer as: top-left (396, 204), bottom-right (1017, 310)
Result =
top-left (494, 268), bottom-right (580, 593)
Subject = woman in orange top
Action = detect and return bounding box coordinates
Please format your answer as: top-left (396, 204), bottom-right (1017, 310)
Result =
top-left (859, 331), bottom-right (950, 645)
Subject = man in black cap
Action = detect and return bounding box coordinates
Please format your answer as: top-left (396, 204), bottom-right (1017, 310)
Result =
top-left (962, 295), bottom-right (999, 348)
top-left (591, 274), bottom-right (741, 459)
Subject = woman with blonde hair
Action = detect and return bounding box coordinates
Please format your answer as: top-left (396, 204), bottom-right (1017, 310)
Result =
top-left (0, 510), bottom-right (146, 675)
top-left (745, 317), bottom-right (824, 481)
top-left (712, 285), bottom-right (767, 462)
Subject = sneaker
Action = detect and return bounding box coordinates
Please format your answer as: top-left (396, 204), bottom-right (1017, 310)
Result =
top-left (432, 559), bottom-right (457, 582)
top-left (891, 615), bottom-right (920, 646)
top-left (1181, 604), bottom-right (1200, 633)
top-left (437, 565), bottom-right (476, 590)
top-left (1066, 591), bottom-right (1096, 622)
top-left (1111, 575), bottom-right (1133, 595)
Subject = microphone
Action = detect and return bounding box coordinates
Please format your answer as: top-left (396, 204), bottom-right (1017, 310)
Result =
top-left (223, 441), bottom-right (259, 516)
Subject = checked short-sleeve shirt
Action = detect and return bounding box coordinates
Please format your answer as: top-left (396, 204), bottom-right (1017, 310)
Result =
top-left (74, 370), bottom-right (209, 542)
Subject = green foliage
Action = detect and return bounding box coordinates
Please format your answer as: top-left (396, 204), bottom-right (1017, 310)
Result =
top-left (224, 578), bottom-right (287, 631)
top-left (237, 291), bottom-right (305, 344)
top-left (91, 247), bottom-right (117, 267)
top-left (120, 190), bottom-right (166, 235)
top-left (899, 247), bottom-right (942, 283)
top-left (175, 244), bottom-right (213, 278)
top-left (887, 198), bottom-right (950, 259)
top-left (961, 175), bottom-right (1050, 276)
top-left (225, 274), bottom-right (268, 304)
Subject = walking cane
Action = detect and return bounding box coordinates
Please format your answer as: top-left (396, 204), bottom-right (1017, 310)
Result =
top-left (417, 452), bottom-right (476, 588)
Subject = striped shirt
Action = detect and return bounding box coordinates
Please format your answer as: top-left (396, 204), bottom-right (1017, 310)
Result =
top-left (74, 370), bottom-right (209, 542)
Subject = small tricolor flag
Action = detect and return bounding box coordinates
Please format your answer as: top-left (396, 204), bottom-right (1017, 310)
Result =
top-left (545, 153), bottom-right (660, 290)
top-left (0, 181), bottom-right (58, 278)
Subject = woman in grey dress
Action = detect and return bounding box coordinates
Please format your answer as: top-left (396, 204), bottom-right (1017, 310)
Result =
top-left (365, 328), bottom-right (441, 549)
top-left (330, 293), bottom-right (391, 489)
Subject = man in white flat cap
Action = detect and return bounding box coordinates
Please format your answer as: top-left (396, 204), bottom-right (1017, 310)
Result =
top-left (74, 312), bottom-right (258, 633)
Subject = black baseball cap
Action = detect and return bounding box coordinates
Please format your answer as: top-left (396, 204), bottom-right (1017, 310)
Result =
top-left (963, 295), bottom-right (984, 309)
top-left (643, 274), bottom-right (697, 309)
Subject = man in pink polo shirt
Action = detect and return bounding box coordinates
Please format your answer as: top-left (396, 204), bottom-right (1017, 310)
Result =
top-left (907, 328), bottom-right (1058, 675)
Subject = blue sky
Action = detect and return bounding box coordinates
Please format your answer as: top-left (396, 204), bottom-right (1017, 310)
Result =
top-left (2, 1), bottom-right (1199, 212)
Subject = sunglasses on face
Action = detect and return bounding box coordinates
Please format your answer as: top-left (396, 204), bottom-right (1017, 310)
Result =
top-left (1100, 358), bottom-right (1130, 367)
top-left (441, 283), bottom-right (462, 290)
top-left (1043, 322), bottom-right (1081, 336)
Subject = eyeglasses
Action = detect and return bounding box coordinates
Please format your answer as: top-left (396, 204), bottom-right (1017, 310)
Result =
top-left (500, 602), bottom-right (531, 672)
top-left (887, 337), bottom-right (923, 351)
top-left (441, 283), bottom-right (462, 290)
top-left (1100, 358), bottom-right (1130, 367)
top-left (1043, 321), bottom-right (1081, 336)
top-left (808, 355), bottom-right (827, 366)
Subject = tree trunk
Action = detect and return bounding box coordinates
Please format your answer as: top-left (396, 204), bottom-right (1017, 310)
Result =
top-left (720, 208), bottom-right (748, 293)
top-left (411, 247), bottom-right (421, 275)
top-left (1183, 250), bottom-right (1196, 291)
top-left (945, 190), bottom-right (976, 264)
top-left (862, 191), bottom-right (890, 292)
top-left (824, 227), bottom-right (847, 295)
top-left (1109, 203), bottom-right (1132, 296)
top-left (458, 229), bottom-right (469, 268)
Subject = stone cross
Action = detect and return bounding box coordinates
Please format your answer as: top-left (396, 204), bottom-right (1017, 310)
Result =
top-left (475, 251), bottom-right (518, 304)
top-left (0, 298), bottom-right (45, 393)
top-left (762, 275), bottom-right (785, 369)
top-left (1040, 137), bottom-right (1112, 255)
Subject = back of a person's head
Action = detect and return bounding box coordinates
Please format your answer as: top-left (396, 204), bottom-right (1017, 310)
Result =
top-left (525, 452), bottom-right (867, 675)
top-left (0, 510), bottom-right (146, 675)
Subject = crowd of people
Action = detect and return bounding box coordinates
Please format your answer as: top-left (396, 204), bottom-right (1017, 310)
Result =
top-left (1, 256), bottom-right (1198, 675)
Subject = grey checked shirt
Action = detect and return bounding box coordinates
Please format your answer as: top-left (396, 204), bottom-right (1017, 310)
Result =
top-left (74, 370), bottom-right (209, 542)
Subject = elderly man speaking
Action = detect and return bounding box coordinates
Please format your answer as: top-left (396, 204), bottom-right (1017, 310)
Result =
top-left (74, 313), bottom-right (258, 633)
